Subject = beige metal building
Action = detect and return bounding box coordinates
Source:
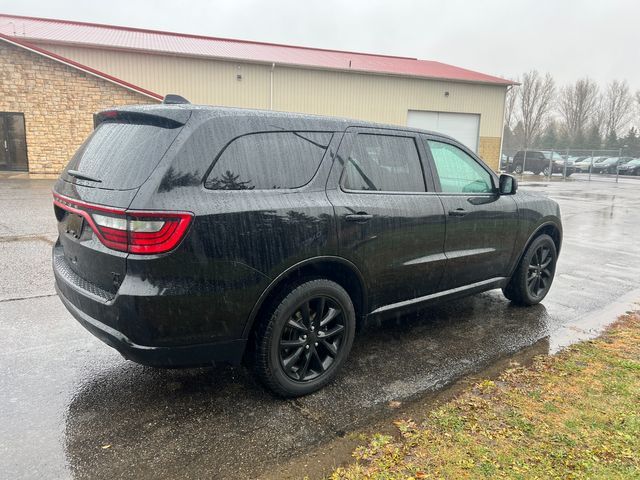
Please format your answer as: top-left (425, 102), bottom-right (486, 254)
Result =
top-left (0, 14), bottom-right (515, 174)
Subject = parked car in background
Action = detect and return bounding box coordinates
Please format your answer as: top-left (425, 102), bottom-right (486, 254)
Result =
top-left (51, 102), bottom-right (562, 397)
top-left (510, 150), bottom-right (575, 176)
top-left (591, 157), bottom-right (622, 174)
top-left (574, 156), bottom-right (606, 173)
top-left (618, 158), bottom-right (640, 175)
top-left (542, 151), bottom-right (575, 176)
top-left (500, 153), bottom-right (511, 171)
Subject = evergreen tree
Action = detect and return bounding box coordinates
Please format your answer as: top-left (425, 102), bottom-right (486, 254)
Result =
top-left (512, 121), bottom-right (525, 150)
top-left (605, 130), bottom-right (618, 149)
top-left (622, 127), bottom-right (639, 156)
top-left (585, 124), bottom-right (602, 151)
top-left (539, 122), bottom-right (557, 149)
top-left (573, 128), bottom-right (586, 150)
top-left (556, 126), bottom-right (570, 150)
top-left (502, 125), bottom-right (517, 155)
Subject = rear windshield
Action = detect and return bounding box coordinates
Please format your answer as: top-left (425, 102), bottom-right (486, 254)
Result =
top-left (63, 122), bottom-right (182, 190)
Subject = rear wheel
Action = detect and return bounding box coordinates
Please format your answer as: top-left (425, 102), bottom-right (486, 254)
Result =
top-left (252, 279), bottom-right (356, 397)
top-left (503, 234), bottom-right (557, 306)
top-left (542, 166), bottom-right (551, 176)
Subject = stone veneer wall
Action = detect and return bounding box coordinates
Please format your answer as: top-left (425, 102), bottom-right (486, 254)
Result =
top-left (0, 41), bottom-right (156, 174)
top-left (478, 136), bottom-right (502, 171)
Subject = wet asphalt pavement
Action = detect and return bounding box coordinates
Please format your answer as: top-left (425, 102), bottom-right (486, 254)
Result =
top-left (1, 173), bottom-right (640, 479)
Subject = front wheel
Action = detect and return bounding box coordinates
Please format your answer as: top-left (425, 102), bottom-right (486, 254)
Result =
top-left (252, 279), bottom-right (356, 397)
top-left (513, 164), bottom-right (523, 174)
top-left (542, 166), bottom-right (551, 176)
top-left (503, 234), bottom-right (557, 306)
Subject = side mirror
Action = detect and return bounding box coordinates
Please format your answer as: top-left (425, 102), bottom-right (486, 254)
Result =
top-left (499, 174), bottom-right (518, 195)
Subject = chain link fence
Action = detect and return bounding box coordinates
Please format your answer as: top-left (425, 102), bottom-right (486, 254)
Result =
top-left (499, 148), bottom-right (640, 183)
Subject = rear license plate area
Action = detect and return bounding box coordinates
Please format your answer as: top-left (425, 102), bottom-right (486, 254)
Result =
top-left (65, 213), bottom-right (84, 239)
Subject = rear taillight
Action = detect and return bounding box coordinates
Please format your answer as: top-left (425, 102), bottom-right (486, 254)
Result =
top-left (53, 193), bottom-right (193, 254)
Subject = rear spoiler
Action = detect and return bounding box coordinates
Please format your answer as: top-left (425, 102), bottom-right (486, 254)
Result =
top-left (94, 109), bottom-right (190, 129)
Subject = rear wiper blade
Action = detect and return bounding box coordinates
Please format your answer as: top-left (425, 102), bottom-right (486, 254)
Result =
top-left (67, 170), bottom-right (102, 183)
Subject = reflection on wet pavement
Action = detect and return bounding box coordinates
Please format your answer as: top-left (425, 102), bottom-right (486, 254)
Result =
top-left (1, 178), bottom-right (639, 479)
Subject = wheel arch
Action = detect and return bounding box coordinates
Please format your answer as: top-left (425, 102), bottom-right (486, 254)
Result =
top-left (509, 220), bottom-right (562, 278)
top-left (242, 256), bottom-right (368, 340)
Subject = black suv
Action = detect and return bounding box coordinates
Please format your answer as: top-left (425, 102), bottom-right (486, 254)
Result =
top-left (510, 150), bottom-right (575, 176)
top-left (53, 103), bottom-right (562, 397)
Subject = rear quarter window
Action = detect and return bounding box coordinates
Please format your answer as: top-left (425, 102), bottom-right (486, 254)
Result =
top-left (205, 132), bottom-right (332, 190)
top-left (64, 122), bottom-right (182, 190)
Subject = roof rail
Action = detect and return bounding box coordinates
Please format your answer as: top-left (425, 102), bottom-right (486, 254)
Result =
top-left (163, 94), bottom-right (190, 105)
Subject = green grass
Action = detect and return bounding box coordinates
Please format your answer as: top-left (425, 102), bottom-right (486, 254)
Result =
top-left (331, 313), bottom-right (640, 480)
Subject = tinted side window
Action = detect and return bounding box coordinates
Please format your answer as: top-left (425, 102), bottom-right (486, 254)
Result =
top-left (205, 132), bottom-right (332, 190)
top-left (342, 134), bottom-right (425, 192)
top-left (427, 140), bottom-right (493, 193)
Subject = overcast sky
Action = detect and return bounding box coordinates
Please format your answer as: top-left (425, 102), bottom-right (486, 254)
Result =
top-left (3, 0), bottom-right (639, 90)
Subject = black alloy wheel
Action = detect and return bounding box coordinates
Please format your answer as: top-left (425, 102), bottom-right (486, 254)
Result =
top-left (252, 279), bottom-right (356, 397)
top-left (503, 233), bottom-right (557, 306)
top-left (526, 244), bottom-right (554, 298)
top-left (278, 296), bottom-right (345, 382)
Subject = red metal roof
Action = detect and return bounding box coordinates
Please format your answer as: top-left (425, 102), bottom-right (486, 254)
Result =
top-left (0, 14), bottom-right (514, 86)
top-left (0, 31), bottom-right (162, 99)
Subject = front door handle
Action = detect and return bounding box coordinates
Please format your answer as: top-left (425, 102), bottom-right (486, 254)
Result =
top-left (345, 212), bottom-right (373, 223)
top-left (448, 208), bottom-right (468, 217)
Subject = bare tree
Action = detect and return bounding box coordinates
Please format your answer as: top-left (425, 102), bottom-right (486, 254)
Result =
top-left (504, 83), bottom-right (518, 130)
top-left (590, 101), bottom-right (607, 133)
top-left (557, 78), bottom-right (600, 143)
top-left (603, 80), bottom-right (633, 136)
top-left (517, 71), bottom-right (555, 148)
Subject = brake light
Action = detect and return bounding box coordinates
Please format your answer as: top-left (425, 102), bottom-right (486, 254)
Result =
top-left (53, 193), bottom-right (193, 254)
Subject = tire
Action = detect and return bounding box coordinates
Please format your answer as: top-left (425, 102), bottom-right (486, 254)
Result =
top-left (252, 279), bottom-right (356, 397)
top-left (503, 234), bottom-right (557, 306)
top-left (542, 166), bottom-right (551, 177)
top-left (514, 164), bottom-right (523, 174)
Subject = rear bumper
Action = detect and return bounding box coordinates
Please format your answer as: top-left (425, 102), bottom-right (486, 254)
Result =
top-left (56, 283), bottom-right (246, 367)
top-left (52, 242), bottom-right (260, 367)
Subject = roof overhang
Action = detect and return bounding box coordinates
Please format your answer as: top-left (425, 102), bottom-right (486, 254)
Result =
top-left (25, 37), bottom-right (517, 88)
top-left (0, 32), bottom-right (163, 100)
top-left (0, 13), bottom-right (517, 87)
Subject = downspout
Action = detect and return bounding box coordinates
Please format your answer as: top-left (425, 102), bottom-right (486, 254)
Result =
top-left (270, 62), bottom-right (275, 110)
top-left (498, 85), bottom-right (512, 172)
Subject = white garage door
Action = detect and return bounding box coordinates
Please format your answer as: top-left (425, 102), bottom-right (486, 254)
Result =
top-left (407, 110), bottom-right (480, 152)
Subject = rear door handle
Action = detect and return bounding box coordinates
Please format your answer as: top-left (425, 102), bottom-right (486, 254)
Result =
top-left (448, 208), bottom-right (468, 217)
top-left (345, 212), bottom-right (373, 223)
